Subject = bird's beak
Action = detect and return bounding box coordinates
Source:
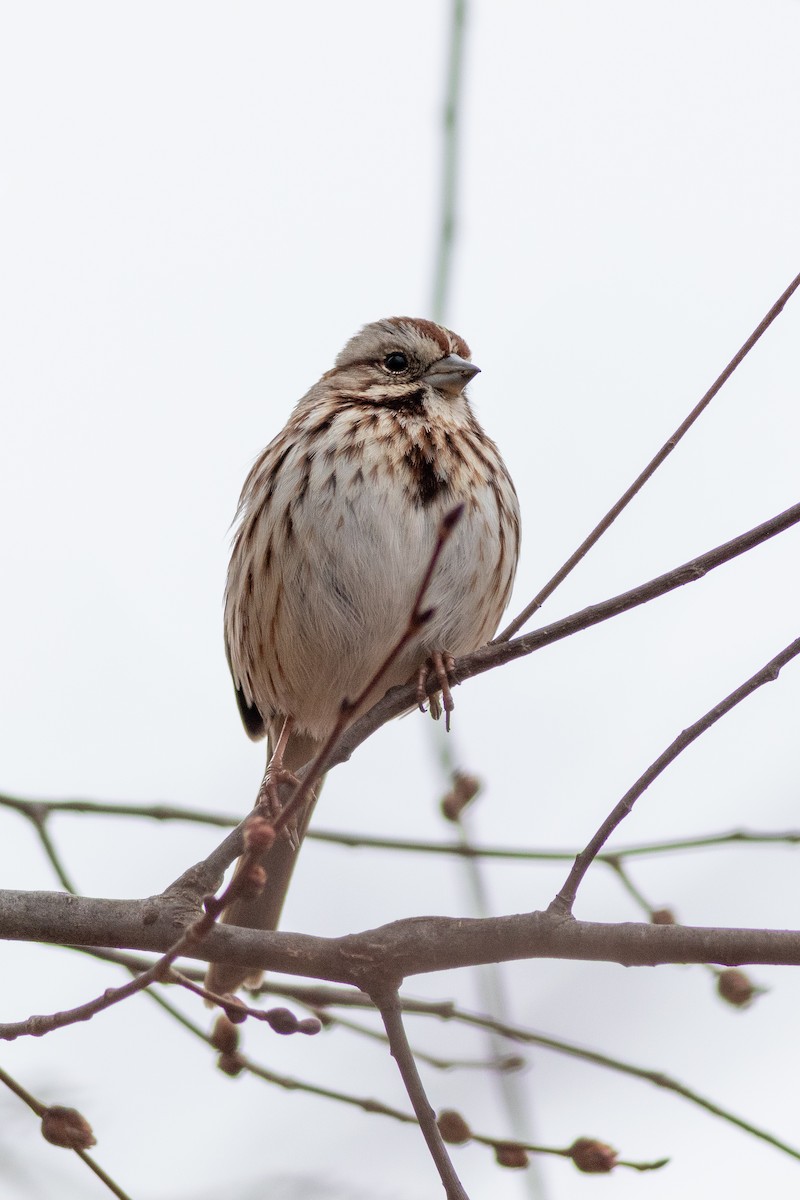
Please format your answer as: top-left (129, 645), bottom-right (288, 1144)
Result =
top-left (423, 354), bottom-right (481, 395)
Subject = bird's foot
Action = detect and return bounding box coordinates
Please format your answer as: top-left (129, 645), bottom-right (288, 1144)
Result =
top-left (416, 651), bottom-right (457, 731)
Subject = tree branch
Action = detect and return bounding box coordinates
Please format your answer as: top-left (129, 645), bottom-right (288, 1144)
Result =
top-left (550, 635), bottom-right (800, 914)
top-left (4, 896), bottom-right (800, 1001)
top-left (374, 986), bottom-right (470, 1199)
top-left (497, 267), bottom-right (800, 640)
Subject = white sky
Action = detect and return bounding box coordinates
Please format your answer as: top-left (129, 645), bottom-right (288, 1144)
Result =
top-left (1, 2), bottom-right (799, 1198)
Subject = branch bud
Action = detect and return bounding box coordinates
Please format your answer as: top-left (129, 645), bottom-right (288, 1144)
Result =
top-left (221, 994), bottom-right (248, 1024)
top-left (217, 1052), bottom-right (245, 1077)
top-left (494, 1142), bottom-right (529, 1169)
top-left (238, 863), bottom-right (268, 901)
top-left (440, 771), bottom-right (481, 822)
top-left (41, 1106), bottom-right (97, 1150)
top-left (244, 815), bottom-right (276, 855)
top-left (569, 1137), bottom-right (618, 1173)
top-left (717, 968), bottom-right (760, 1008)
top-left (437, 1109), bottom-right (472, 1145)
top-left (266, 1007), bottom-right (302, 1035)
top-left (210, 1014), bottom-right (240, 1055)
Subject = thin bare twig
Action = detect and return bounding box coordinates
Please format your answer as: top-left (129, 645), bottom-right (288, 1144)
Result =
top-left (8, 794), bottom-right (800, 873)
top-left (374, 987), bottom-right (470, 1200)
top-left (497, 267), bottom-right (800, 641)
top-left (0, 793), bottom-right (237, 827)
top-left (0, 798), bottom-right (79, 893)
top-left (9, 795), bottom-right (800, 866)
top-left (308, 1004), bottom-right (521, 1072)
top-left (605, 857), bottom-right (658, 918)
top-left (551, 636), bottom-right (800, 915)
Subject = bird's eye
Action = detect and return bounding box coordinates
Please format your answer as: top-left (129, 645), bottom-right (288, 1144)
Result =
top-left (383, 351), bottom-right (409, 373)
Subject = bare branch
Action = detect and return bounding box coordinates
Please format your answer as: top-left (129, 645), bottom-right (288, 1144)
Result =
top-left (6, 893), bottom-right (800, 989)
top-left (374, 986), bottom-right (470, 1200)
top-left (7, 795), bottom-right (800, 867)
top-left (550, 636), bottom-right (800, 915)
top-left (497, 267), bottom-right (800, 640)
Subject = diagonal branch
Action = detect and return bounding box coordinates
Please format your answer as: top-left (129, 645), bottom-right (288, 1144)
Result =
top-left (550, 635), bottom-right (800, 915)
top-left (374, 986), bottom-right (470, 1199)
top-left (497, 267), bottom-right (800, 640)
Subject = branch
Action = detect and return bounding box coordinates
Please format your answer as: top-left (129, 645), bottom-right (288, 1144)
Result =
top-left (7, 795), bottom-right (800, 865)
top-left (374, 987), bottom-right (470, 1199)
top-left (550, 635), bottom-right (800, 914)
top-left (497, 267), bottom-right (800, 640)
top-left (5, 898), bottom-right (800, 994)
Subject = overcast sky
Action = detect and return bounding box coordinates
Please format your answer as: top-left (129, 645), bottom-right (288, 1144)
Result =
top-left (1, 3), bottom-right (800, 1199)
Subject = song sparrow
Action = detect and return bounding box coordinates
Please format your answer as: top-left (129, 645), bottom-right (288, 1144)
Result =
top-left (206, 317), bottom-right (520, 995)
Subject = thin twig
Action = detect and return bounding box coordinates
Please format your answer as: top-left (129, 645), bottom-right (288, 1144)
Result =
top-left (606, 857), bottom-right (658, 918)
top-left (1, 799), bottom-right (80, 893)
top-left (374, 987), bottom-right (471, 1200)
top-left (0, 794), bottom-right (238, 827)
top-left (497, 267), bottom-right (800, 641)
top-left (8, 794), bottom-right (800, 868)
top-left (551, 636), bottom-right (800, 915)
top-left (308, 1004), bottom-right (519, 1072)
top-left (8, 796), bottom-right (800, 865)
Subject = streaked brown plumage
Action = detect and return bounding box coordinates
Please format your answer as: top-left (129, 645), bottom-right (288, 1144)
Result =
top-left (207, 317), bottom-right (520, 995)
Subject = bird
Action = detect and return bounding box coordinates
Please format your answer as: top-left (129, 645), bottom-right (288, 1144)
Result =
top-left (206, 316), bottom-right (520, 995)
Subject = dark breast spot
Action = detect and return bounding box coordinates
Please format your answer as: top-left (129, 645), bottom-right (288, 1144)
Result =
top-left (403, 445), bottom-right (450, 507)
